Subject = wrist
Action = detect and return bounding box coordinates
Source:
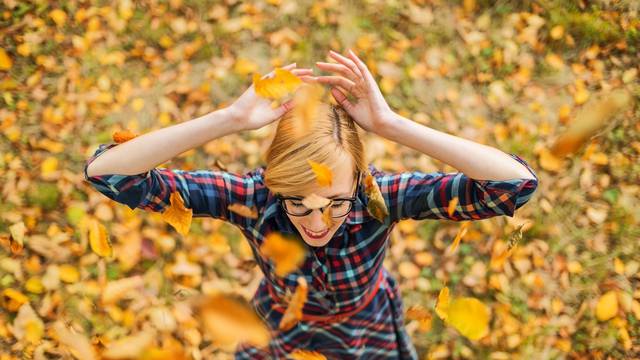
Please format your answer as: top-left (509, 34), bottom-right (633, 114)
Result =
top-left (216, 106), bottom-right (246, 132)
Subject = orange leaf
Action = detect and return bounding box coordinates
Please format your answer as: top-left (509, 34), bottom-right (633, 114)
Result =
top-left (112, 129), bottom-right (138, 144)
top-left (89, 218), bottom-right (113, 257)
top-left (279, 277), bottom-right (309, 331)
top-left (363, 172), bottom-right (388, 223)
top-left (307, 160), bottom-right (333, 187)
top-left (290, 349), bottom-right (328, 360)
top-left (253, 68), bottom-right (302, 100)
top-left (447, 221), bottom-right (470, 254)
top-left (260, 232), bottom-right (306, 277)
top-left (447, 196), bottom-right (459, 217)
top-left (161, 192), bottom-right (192, 236)
top-left (321, 206), bottom-right (334, 229)
top-left (435, 287), bottom-right (450, 321)
top-left (227, 203), bottom-right (258, 219)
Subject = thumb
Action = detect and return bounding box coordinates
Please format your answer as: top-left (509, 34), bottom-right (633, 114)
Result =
top-left (273, 99), bottom-right (295, 118)
top-left (331, 88), bottom-right (354, 112)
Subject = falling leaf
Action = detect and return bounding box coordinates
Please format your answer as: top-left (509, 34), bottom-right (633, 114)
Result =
top-left (551, 90), bottom-right (632, 157)
top-left (307, 160), bottom-right (333, 187)
top-left (321, 206), bottom-right (334, 229)
top-left (195, 293), bottom-right (270, 349)
top-left (0, 48), bottom-right (12, 70)
top-left (596, 290), bottom-right (618, 321)
top-left (89, 218), bottom-right (113, 257)
top-left (447, 221), bottom-right (470, 254)
top-left (447, 297), bottom-right (490, 340)
top-left (279, 277), bottom-right (308, 331)
top-left (102, 330), bottom-right (156, 359)
top-left (435, 287), bottom-right (450, 321)
top-left (406, 304), bottom-right (433, 332)
top-left (301, 193), bottom-right (330, 209)
top-left (363, 172), bottom-right (389, 223)
top-left (53, 321), bottom-right (97, 360)
top-left (112, 129), bottom-right (138, 144)
top-left (227, 203), bottom-right (259, 219)
top-left (260, 232), bottom-right (306, 277)
top-left (253, 68), bottom-right (302, 99)
top-left (161, 191), bottom-right (192, 236)
top-left (447, 196), bottom-right (459, 217)
top-left (290, 349), bottom-right (328, 360)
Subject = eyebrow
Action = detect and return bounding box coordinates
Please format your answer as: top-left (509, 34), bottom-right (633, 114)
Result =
top-left (291, 193), bottom-right (351, 199)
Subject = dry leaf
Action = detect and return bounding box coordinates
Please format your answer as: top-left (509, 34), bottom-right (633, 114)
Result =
top-left (112, 129), bottom-right (138, 144)
top-left (279, 277), bottom-right (308, 331)
top-left (447, 221), bottom-right (470, 254)
top-left (195, 293), bottom-right (270, 349)
top-left (321, 206), bottom-right (334, 229)
top-left (253, 68), bottom-right (302, 99)
top-left (227, 203), bottom-right (259, 219)
top-left (102, 330), bottom-right (156, 359)
top-left (363, 172), bottom-right (389, 223)
top-left (447, 196), bottom-right (459, 217)
top-left (290, 349), bottom-right (328, 360)
top-left (596, 290), bottom-right (618, 321)
top-left (0, 48), bottom-right (12, 70)
top-left (435, 287), bottom-right (450, 321)
top-left (260, 233), bottom-right (306, 277)
top-left (89, 218), bottom-right (113, 257)
top-left (447, 297), bottom-right (490, 340)
top-left (101, 276), bottom-right (145, 305)
top-left (551, 90), bottom-right (632, 157)
top-left (161, 191), bottom-right (192, 236)
top-left (308, 160), bottom-right (333, 187)
top-left (53, 321), bottom-right (97, 360)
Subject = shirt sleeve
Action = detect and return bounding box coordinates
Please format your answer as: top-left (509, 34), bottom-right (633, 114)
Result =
top-left (370, 153), bottom-right (539, 222)
top-left (83, 142), bottom-right (267, 229)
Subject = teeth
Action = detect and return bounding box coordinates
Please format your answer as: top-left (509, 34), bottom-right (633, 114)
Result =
top-left (304, 227), bottom-right (327, 236)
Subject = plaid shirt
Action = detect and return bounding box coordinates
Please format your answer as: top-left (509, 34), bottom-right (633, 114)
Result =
top-left (85, 142), bottom-right (539, 359)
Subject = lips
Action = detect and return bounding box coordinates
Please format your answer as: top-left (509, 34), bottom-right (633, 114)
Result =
top-left (302, 226), bottom-right (329, 239)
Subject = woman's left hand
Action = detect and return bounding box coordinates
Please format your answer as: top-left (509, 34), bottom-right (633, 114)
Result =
top-left (311, 49), bottom-right (395, 134)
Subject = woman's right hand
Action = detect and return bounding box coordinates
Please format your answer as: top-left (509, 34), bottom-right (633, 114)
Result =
top-left (226, 63), bottom-right (315, 131)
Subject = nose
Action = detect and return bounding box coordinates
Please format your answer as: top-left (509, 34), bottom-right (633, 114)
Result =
top-left (306, 208), bottom-right (327, 230)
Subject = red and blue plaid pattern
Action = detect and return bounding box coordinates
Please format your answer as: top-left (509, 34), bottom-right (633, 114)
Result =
top-left (85, 142), bottom-right (538, 359)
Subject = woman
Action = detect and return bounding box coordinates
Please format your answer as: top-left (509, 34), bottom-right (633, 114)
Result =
top-left (85, 50), bottom-right (538, 359)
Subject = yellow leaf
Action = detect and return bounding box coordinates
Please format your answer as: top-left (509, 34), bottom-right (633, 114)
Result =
top-left (195, 293), bottom-right (270, 349)
top-left (447, 297), bottom-right (490, 340)
top-left (279, 277), bottom-right (308, 331)
top-left (550, 25), bottom-right (564, 40)
top-left (53, 321), bottom-right (97, 360)
top-left (59, 264), bottom-right (80, 283)
top-left (307, 160), bottom-right (333, 187)
top-left (596, 290), bottom-right (618, 321)
top-left (447, 221), bottom-right (470, 254)
top-left (253, 68), bottom-right (302, 100)
top-left (161, 191), bottom-right (192, 236)
top-left (89, 218), bottom-right (113, 257)
top-left (25, 277), bottom-right (44, 294)
top-left (260, 232), bottom-right (306, 277)
top-left (1, 288), bottom-right (29, 312)
top-left (102, 276), bottom-right (144, 305)
top-left (0, 48), bottom-right (12, 70)
top-left (112, 129), bottom-right (137, 143)
top-left (131, 97), bottom-right (145, 112)
top-left (227, 203), bottom-right (259, 219)
top-left (363, 172), bottom-right (389, 223)
top-left (290, 349), bottom-right (328, 360)
top-left (102, 330), bottom-right (156, 359)
top-left (552, 90), bottom-right (633, 156)
top-left (41, 156), bottom-right (59, 177)
top-left (447, 196), bottom-right (459, 217)
top-left (435, 287), bottom-right (450, 321)
top-left (538, 148), bottom-right (564, 172)
top-left (49, 9), bottom-right (67, 27)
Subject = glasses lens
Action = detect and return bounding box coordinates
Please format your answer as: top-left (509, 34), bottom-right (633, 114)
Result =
top-left (283, 199), bottom-right (353, 217)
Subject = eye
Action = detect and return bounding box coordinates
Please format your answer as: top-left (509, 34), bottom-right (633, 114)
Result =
top-left (291, 201), bottom-right (304, 207)
top-left (331, 200), bottom-right (346, 208)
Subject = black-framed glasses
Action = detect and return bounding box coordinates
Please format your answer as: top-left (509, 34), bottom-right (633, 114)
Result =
top-left (277, 171), bottom-right (361, 218)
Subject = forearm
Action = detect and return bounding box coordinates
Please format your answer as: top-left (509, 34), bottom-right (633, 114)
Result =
top-left (86, 108), bottom-right (242, 177)
top-left (379, 112), bottom-right (536, 181)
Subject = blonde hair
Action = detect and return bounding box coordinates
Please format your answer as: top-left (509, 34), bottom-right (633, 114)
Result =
top-left (264, 102), bottom-right (366, 196)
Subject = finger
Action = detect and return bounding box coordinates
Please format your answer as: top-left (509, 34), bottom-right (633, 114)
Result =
top-left (263, 62), bottom-right (297, 79)
top-left (315, 62), bottom-right (357, 82)
top-left (347, 49), bottom-right (376, 86)
top-left (291, 68), bottom-right (314, 76)
top-left (315, 76), bottom-right (356, 92)
top-left (330, 87), bottom-right (354, 111)
top-left (329, 50), bottom-right (363, 79)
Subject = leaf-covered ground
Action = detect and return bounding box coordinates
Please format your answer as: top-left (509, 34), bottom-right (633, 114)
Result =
top-left (1, 0), bottom-right (639, 358)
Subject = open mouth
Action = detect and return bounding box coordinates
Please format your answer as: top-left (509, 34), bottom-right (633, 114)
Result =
top-left (302, 226), bottom-right (329, 239)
